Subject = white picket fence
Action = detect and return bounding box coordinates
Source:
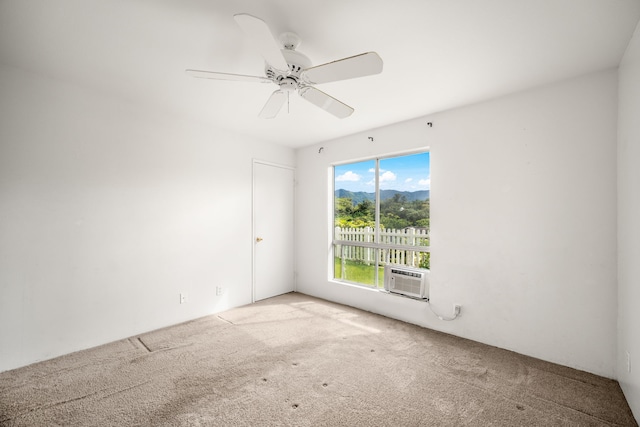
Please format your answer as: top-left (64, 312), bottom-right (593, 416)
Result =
top-left (334, 227), bottom-right (430, 268)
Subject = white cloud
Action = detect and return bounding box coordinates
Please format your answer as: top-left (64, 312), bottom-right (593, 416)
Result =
top-left (405, 178), bottom-right (413, 183)
top-left (418, 178), bottom-right (430, 188)
top-left (365, 170), bottom-right (396, 186)
top-left (336, 171), bottom-right (361, 182)
top-left (380, 171), bottom-right (397, 182)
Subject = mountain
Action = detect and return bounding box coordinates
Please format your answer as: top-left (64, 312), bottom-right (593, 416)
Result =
top-left (335, 189), bottom-right (429, 205)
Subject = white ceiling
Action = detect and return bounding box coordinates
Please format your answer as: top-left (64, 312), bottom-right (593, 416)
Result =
top-left (1, 0), bottom-right (639, 148)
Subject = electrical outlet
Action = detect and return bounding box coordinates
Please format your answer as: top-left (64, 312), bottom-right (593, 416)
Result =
top-left (453, 304), bottom-right (462, 316)
top-left (216, 286), bottom-right (224, 296)
top-left (180, 293), bottom-right (187, 304)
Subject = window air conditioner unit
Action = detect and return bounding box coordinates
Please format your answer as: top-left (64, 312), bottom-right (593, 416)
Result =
top-left (384, 265), bottom-right (429, 300)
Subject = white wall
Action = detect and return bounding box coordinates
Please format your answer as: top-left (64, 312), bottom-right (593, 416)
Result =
top-left (617, 21), bottom-right (640, 418)
top-left (0, 64), bottom-right (294, 372)
top-left (296, 69), bottom-right (619, 378)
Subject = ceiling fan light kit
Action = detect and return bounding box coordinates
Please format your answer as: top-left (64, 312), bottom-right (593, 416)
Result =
top-left (186, 13), bottom-right (383, 119)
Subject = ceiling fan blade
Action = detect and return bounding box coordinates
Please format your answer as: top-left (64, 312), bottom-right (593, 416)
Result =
top-left (186, 69), bottom-right (271, 83)
top-left (299, 87), bottom-right (354, 119)
top-left (233, 13), bottom-right (289, 73)
top-left (302, 52), bottom-right (383, 85)
top-left (259, 90), bottom-right (287, 119)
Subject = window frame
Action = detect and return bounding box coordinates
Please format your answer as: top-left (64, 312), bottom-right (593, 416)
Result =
top-left (331, 150), bottom-right (431, 288)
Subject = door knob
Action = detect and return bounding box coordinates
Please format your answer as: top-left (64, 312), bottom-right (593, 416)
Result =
top-left (256, 237), bottom-right (263, 242)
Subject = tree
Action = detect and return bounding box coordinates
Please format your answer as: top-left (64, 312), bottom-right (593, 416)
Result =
top-left (336, 194), bottom-right (429, 230)
top-left (379, 196), bottom-right (429, 229)
top-left (335, 197), bottom-right (375, 228)
top-left (335, 197), bottom-right (354, 217)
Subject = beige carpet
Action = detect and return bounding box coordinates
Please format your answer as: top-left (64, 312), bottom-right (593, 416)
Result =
top-left (0, 292), bottom-right (637, 426)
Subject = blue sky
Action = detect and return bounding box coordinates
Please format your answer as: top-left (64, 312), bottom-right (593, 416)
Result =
top-left (334, 152), bottom-right (430, 193)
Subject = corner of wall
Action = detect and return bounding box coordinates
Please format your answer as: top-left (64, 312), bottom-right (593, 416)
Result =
top-left (617, 17), bottom-right (640, 421)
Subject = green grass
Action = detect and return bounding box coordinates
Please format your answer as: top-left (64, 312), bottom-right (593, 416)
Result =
top-left (334, 257), bottom-right (384, 287)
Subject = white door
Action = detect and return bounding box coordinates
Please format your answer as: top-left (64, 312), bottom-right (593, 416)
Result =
top-left (253, 161), bottom-right (295, 301)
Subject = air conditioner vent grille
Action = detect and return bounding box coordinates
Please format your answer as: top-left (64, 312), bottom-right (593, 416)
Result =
top-left (384, 265), bottom-right (429, 300)
top-left (390, 268), bottom-right (423, 278)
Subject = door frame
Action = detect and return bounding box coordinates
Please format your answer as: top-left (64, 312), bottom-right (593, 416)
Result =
top-left (252, 159), bottom-right (296, 303)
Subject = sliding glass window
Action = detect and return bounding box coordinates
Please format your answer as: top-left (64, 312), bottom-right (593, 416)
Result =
top-left (333, 152), bottom-right (430, 287)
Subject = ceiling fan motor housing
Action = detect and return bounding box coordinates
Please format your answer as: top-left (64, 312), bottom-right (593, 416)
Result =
top-left (264, 33), bottom-right (312, 82)
top-left (279, 77), bottom-right (297, 92)
top-left (282, 48), bottom-right (312, 74)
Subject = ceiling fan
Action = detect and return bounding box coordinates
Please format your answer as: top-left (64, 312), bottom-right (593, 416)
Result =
top-left (186, 13), bottom-right (383, 119)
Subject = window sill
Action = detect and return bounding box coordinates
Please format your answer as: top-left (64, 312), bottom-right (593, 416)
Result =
top-left (330, 279), bottom-right (429, 302)
top-left (329, 279), bottom-right (381, 292)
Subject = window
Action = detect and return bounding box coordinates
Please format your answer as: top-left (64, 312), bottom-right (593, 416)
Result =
top-left (333, 152), bottom-right (430, 287)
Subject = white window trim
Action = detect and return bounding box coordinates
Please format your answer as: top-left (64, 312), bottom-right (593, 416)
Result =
top-left (331, 150), bottom-right (431, 287)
